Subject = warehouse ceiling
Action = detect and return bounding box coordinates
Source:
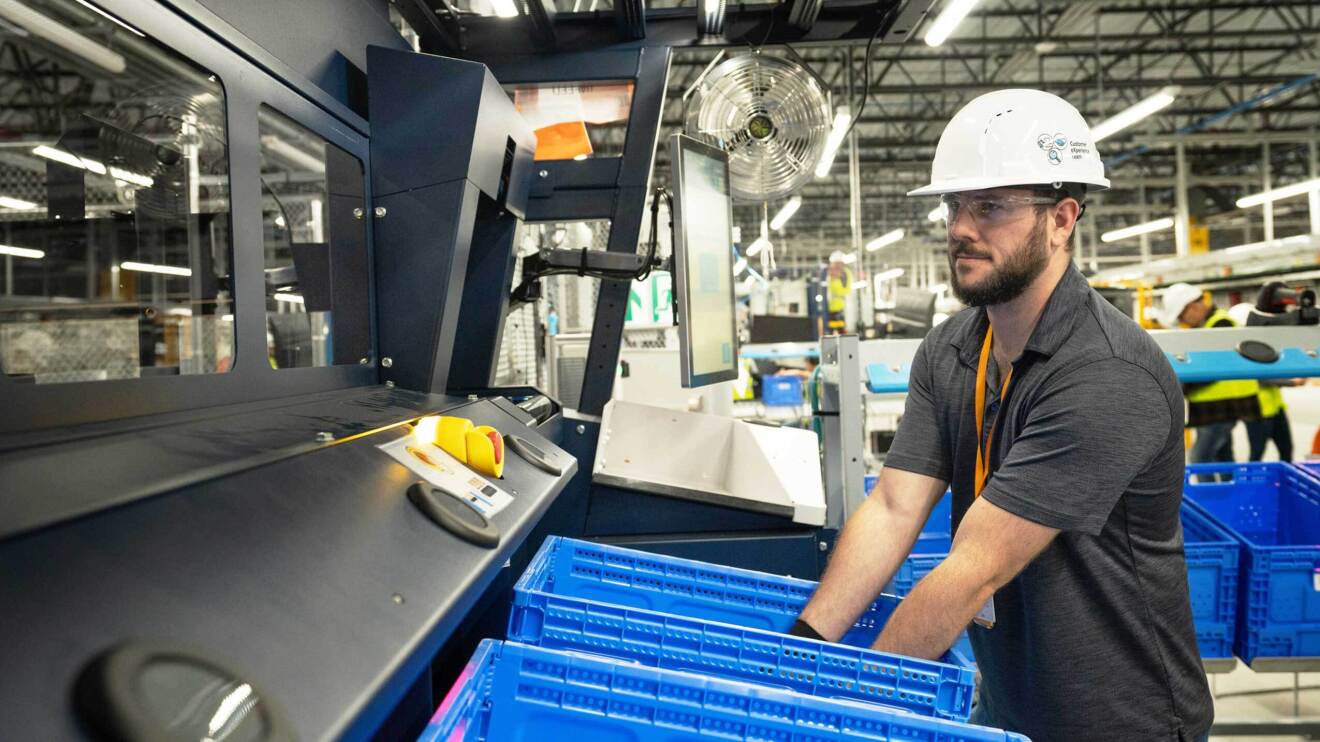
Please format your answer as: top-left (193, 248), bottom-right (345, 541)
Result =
top-left (408, 0), bottom-right (1320, 273)
top-left (681, 1), bottom-right (1320, 267)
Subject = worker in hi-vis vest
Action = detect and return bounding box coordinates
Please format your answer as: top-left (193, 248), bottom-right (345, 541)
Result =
top-left (1159, 283), bottom-right (1261, 464)
top-left (1228, 302), bottom-right (1303, 461)
top-left (825, 251), bottom-right (852, 331)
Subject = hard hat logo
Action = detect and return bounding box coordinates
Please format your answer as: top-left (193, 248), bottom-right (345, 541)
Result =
top-left (1037, 132), bottom-right (1068, 166)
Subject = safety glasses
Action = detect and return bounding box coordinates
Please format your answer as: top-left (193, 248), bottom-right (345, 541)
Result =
top-left (940, 193), bottom-right (1058, 228)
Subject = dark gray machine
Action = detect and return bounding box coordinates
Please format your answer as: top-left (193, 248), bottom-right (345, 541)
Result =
top-left (0, 3), bottom-right (574, 741)
top-left (0, 0), bottom-right (929, 738)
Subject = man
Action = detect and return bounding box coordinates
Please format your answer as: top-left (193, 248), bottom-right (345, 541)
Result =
top-left (793, 90), bottom-right (1212, 742)
top-left (1228, 302), bottom-right (1299, 462)
top-left (1160, 284), bottom-right (1260, 464)
top-left (825, 251), bottom-right (852, 331)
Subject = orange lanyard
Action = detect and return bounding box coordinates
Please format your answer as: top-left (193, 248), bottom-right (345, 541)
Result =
top-left (974, 326), bottom-right (1013, 498)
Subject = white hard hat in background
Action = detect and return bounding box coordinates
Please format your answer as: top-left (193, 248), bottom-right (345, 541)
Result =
top-left (1160, 283), bottom-right (1205, 327)
top-left (1227, 302), bottom-right (1254, 328)
top-left (828, 251), bottom-right (846, 263)
top-left (908, 89), bottom-right (1111, 197)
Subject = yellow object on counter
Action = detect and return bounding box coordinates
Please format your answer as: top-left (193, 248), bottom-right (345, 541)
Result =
top-left (466, 425), bottom-right (505, 479)
top-left (434, 416), bottom-right (476, 462)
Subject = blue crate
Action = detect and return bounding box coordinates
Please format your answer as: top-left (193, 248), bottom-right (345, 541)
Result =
top-left (885, 504), bottom-right (1239, 660)
top-left (1184, 462), bottom-right (1320, 663)
top-left (762, 374), bottom-right (804, 406)
top-left (1180, 502), bottom-right (1240, 659)
top-left (511, 536), bottom-right (977, 721)
top-left (421, 640), bottom-right (1029, 742)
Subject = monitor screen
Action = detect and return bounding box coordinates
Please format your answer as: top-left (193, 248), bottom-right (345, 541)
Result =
top-left (669, 134), bottom-right (738, 388)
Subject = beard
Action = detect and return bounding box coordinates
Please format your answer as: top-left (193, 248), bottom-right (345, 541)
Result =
top-left (948, 216), bottom-right (1050, 307)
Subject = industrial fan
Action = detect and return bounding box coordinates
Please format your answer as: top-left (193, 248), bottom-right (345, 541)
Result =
top-left (684, 52), bottom-right (832, 202)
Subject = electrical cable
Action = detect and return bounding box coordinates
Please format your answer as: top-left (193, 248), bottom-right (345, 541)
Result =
top-left (839, 5), bottom-right (901, 144)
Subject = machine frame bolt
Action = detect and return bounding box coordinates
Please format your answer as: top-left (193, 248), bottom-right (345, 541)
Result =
top-left (359, 357), bottom-right (370, 365)
top-left (374, 206), bottom-right (387, 218)
top-left (352, 207), bottom-right (364, 219)
top-left (382, 357), bottom-right (394, 368)
top-left (539, 169), bottom-right (549, 178)
top-left (391, 593), bottom-right (405, 605)
top-left (576, 424), bottom-right (586, 435)
top-left (385, 380), bottom-right (395, 388)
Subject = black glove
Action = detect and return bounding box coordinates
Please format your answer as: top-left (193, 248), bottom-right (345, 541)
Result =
top-left (788, 618), bottom-right (825, 641)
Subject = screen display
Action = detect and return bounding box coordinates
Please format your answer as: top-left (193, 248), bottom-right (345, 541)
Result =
top-left (676, 141), bottom-right (736, 384)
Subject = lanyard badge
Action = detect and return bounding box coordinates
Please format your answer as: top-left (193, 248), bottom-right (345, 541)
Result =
top-left (972, 326), bottom-right (1013, 629)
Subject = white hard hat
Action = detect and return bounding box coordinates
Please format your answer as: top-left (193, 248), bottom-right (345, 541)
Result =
top-left (908, 89), bottom-right (1111, 197)
top-left (1160, 283), bottom-right (1204, 327)
top-left (1227, 302), bottom-right (1254, 328)
top-left (829, 250), bottom-right (846, 263)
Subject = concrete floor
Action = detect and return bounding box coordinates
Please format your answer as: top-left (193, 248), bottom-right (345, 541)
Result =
top-left (1209, 667), bottom-right (1319, 741)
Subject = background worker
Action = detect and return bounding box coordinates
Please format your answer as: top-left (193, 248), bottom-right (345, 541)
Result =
top-left (824, 251), bottom-right (852, 331)
top-left (792, 89), bottom-right (1211, 742)
top-left (1160, 284), bottom-right (1261, 464)
top-left (1228, 302), bottom-right (1302, 461)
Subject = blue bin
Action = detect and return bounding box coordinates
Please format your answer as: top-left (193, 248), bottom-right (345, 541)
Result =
top-left (510, 536), bottom-right (978, 721)
top-left (421, 639), bottom-right (1030, 742)
top-left (1181, 503), bottom-right (1240, 659)
top-left (888, 504), bottom-right (1239, 660)
top-left (762, 374), bottom-right (804, 406)
top-left (1184, 462), bottom-right (1320, 663)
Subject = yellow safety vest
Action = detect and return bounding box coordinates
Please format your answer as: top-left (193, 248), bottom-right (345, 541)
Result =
top-left (1184, 309), bottom-right (1261, 403)
top-left (1258, 385), bottom-right (1285, 418)
top-left (827, 268), bottom-right (852, 313)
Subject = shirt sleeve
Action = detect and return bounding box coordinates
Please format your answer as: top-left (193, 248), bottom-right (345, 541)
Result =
top-left (980, 358), bottom-right (1172, 535)
top-left (882, 336), bottom-right (952, 483)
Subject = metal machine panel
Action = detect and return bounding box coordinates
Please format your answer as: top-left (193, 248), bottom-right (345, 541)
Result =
top-left (0, 0), bottom-right (378, 435)
top-left (0, 395), bottom-right (577, 741)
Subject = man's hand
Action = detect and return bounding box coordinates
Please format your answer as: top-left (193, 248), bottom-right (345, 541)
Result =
top-left (797, 467), bottom-right (947, 641)
top-left (871, 495), bottom-right (1058, 659)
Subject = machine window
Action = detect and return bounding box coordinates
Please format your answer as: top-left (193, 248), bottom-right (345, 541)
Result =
top-left (257, 106), bottom-right (370, 369)
top-left (507, 82), bottom-right (633, 161)
top-left (0, 0), bottom-right (233, 383)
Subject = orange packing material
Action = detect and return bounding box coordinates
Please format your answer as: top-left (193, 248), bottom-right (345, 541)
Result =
top-left (534, 121), bottom-right (592, 161)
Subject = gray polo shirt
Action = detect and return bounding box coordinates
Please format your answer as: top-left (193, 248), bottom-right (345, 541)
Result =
top-left (885, 266), bottom-right (1213, 742)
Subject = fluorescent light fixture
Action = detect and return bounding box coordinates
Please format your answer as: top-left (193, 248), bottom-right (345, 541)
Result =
top-left (261, 136), bottom-right (324, 173)
top-left (1091, 86), bottom-right (1180, 142)
top-left (0, 244), bottom-right (44, 259)
top-left (814, 107), bottom-right (853, 178)
top-left (874, 267), bottom-right (906, 281)
top-left (221, 314), bottom-right (234, 322)
top-left (0, 196), bottom-right (37, 210)
top-left (746, 236), bottom-right (772, 257)
top-left (0, 0), bottom-right (126, 72)
top-left (1236, 177), bottom-right (1320, 209)
top-left (274, 292), bottom-right (305, 305)
top-left (852, 279), bottom-right (869, 291)
top-left (32, 145), bottom-right (105, 174)
top-left (769, 196), bottom-right (802, 231)
top-left (924, 0), bottom-right (981, 47)
top-left (488, 0), bottom-right (520, 17)
top-left (121, 261), bottom-right (191, 277)
top-left (838, 252), bottom-right (858, 265)
top-left (865, 229), bottom-right (905, 251)
top-left (928, 203), bottom-right (947, 222)
top-left (1100, 217), bottom-right (1175, 243)
top-left (108, 166), bottom-right (153, 188)
top-left (73, 0), bottom-right (145, 36)
top-left (733, 257), bottom-right (748, 275)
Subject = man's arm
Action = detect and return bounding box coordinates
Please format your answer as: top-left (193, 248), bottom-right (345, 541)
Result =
top-left (871, 496), bottom-right (1058, 658)
top-left (797, 466), bottom-right (947, 641)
